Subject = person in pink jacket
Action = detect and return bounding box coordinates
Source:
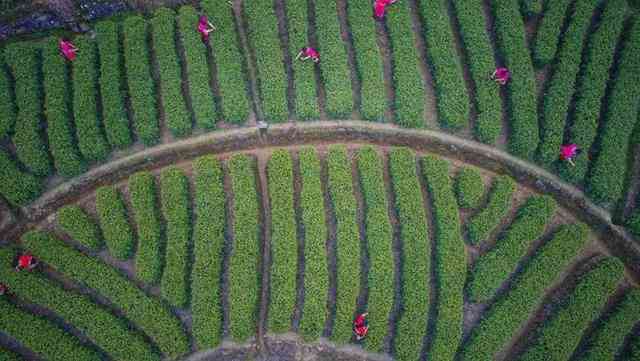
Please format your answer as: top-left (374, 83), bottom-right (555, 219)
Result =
top-left (374, 0), bottom-right (397, 19)
top-left (197, 15), bottom-right (216, 42)
top-left (491, 67), bottom-right (511, 85)
top-left (296, 46), bottom-right (320, 63)
top-left (560, 143), bottom-right (581, 166)
top-left (59, 38), bottom-right (78, 61)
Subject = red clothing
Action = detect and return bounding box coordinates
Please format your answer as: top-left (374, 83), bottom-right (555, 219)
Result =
top-left (560, 144), bottom-right (578, 160)
top-left (354, 314), bottom-right (366, 327)
top-left (303, 47), bottom-right (319, 60)
top-left (354, 313), bottom-right (368, 338)
top-left (59, 40), bottom-right (77, 61)
top-left (355, 325), bottom-right (368, 338)
top-left (494, 67), bottom-right (510, 83)
top-left (198, 17), bottom-right (210, 42)
top-left (374, 0), bottom-right (387, 18)
top-left (18, 254), bottom-right (34, 269)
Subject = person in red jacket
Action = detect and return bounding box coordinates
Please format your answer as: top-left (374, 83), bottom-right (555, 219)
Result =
top-left (353, 312), bottom-right (369, 340)
top-left (491, 67), bottom-right (511, 85)
top-left (197, 15), bottom-right (216, 42)
top-left (59, 38), bottom-right (78, 61)
top-left (15, 253), bottom-right (38, 272)
top-left (374, 0), bottom-right (397, 19)
top-left (296, 46), bottom-right (320, 63)
top-left (560, 143), bottom-right (581, 166)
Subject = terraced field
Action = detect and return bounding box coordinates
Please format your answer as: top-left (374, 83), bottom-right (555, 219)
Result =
top-left (0, 0), bottom-right (639, 360)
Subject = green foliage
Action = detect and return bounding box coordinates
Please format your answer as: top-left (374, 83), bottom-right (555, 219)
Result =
top-left (531, 0), bottom-right (572, 67)
top-left (536, 0), bottom-right (600, 166)
top-left (520, 0), bottom-right (543, 17)
top-left (0, 348), bottom-right (20, 361)
top-left (57, 205), bottom-right (103, 250)
top-left (345, 0), bottom-right (385, 121)
top-left (267, 150), bottom-right (297, 332)
top-left (0, 248), bottom-right (159, 361)
top-left (356, 146), bottom-right (393, 352)
top-left (469, 195), bottom-right (556, 302)
top-left (421, 155), bottom-right (465, 361)
top-left (21, 231), bottom-right (190, 358)
top-left (576, 287), bottom-right (640, 361)
top-left (128, 171), bottom-right (162, 284)
top-left (176, 6), bottom-right (217, 129)
top-left (123, 16), bottom-right (159, 145)
top-left (460, 223), bottom-right (589, 360)
top-left (628, 210), bottom-right (640, 238)
top-left (560, 0), bottom-right (626, 183)
top-left (286, 0), bottom-right (320, 120)
top-left (315, 0), bottom-right (353, 119)
top-left (466, 175), bottom-right (515, 244)
top-left (387, 1), bottom-right (424, 128)
top-left (454, 167), bottom-right (484, 209)
top-left (95, 186), bottom-right (134, 260)
top-left (201, 0), bottom-right (250, 123)
top-left (244, 0), bottom-right (288, 122)
top-left (95, 20), bottom-right (132, 149)
top-left (0, 297), bottom-right (98, 361)
top-left (160, 167), bottom-right (191, 308)
top-left (417, 0), bottom-right (470, 130)
top-left (388, 147), bottom-right (430, 361)
top-left (297, 147), bottom-right (329, 341)
top-left (520, 258), bottom-right (624, 361)
top-left (0, 150), bottom-right (42, 206)
top-left (191, 156), bottom-right (225, 348)
top-left (0, 54), bottom-right (16, 139)
top-left (491, 0), bottom-right (538, 159)
top-left (452, 0), bottom-right (503, 143)
top-left (228, 154), bottom-right (260, 342)
top-left (5, 42), bottom-right (52, 176)
top-left (151, 8), bottom-right (192, 137)
top-left (326, 145), bottom-right (361, 343)
top-left (71, 35), bottom-right (111, 161)
top-left (587, 19), bottom-right (640, 205)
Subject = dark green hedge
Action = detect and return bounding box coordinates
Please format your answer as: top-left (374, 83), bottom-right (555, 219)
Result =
top-left (57, 205), bottom-right (103, 251)
top-left (454, 167), bottom-right (484, 209)
top-left (520, 0), bottom-right (543, 17)
top-left (466, 175), bottom-right (515, 244)
top-left (0, 53), bottom-right (16, 139)
top-left (531, 0), bottom-right (572, 67)
top-left (95, 186), bottom-right (134, 260)
top-left (0, 150), bottom-right (42, 206)
top-left (628, 210), bottom-right (640, 238)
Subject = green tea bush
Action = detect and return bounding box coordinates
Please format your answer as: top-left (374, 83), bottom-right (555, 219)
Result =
top-left (297, 147), bottom-right (329, 341)
top-left (386, 2), bottom-right (424, 128)
top-left (243, 0), bottom-right (288, 121)
top-left (228, 154), bottom-right (260, 341)
top-left (96, 186), bottom-right (134, 260)
top-left (345, 0), bottom-right (385, 121)
top-left (0, 54), bottom-right (16, 139)
top-left (389, 147), bottom-right (430, 361)
top-left (536, 0), bottom-right (600, 166)
top-left (0, 150), bottom-right (42, 206)
top-left (0, 348), bottom-right (20, 361)
top-left (57, 205), bottom-right (103, 250)
top-left (356, 146), bottom-right (393, 352)
top-left (417, 0), bottom-right (469, 130)
top-left (491, 0), bottom-right (538, 159)
top-left (266, 150), bottom-right (297, 332)
top-left (191, 156), bottom-right (225, 348)
top-left (520, 0), bottom-right (543, 17)
top-left (286, 0), bottom-right (320, 120)
top-left (460, 223), bottom-right (589, 360)
top-left (452, 0), bottom-right (503, 143)
top-left (421, 155), bottom-right (465, 361)
top-left (519, 258), bottom-right (623, 361)
top-left (454, 167), bottom-right (484, 209)
top-left (42, 37), bottom-right (85, 178)
top-left (123, 16), bottom-right (159, 145)
top-left (327, 145), bottom-right (360, 343)
top-left (466, 175), bottom-right (515, 244)
top-left (201, 0), bottom-right (250, 123)
top-left (0, 297), bottom-right (98, 361)
top-left (560, 0), bottom-right (626, 183)
top-left (0, 248), bottom-right (159, 361)
top-left (176, 6), bottom-right (217, 129)
top-left (576, 287), bottom-right (640, 361)
top-left (628, 210), bottom-right (640, 238)
top-left (5, 42), bottom-right (52, 176)
top-left (531, 0), bottom-right (572, 67)
top-left (586, 19), bottom-right (640, 205)
top-left (469, 195), bottom-right (556, 302)
top-left (128, 171), bottom-right (162, 284)
top-left (95, 20), bottom-right (132, 148)
top-left (151, 8), bottom-right (192, 137)
top-left (71, 35), bottom-right (110, 162)
top-left (21, 231), bottom-right (189, 358)
top-left (160, 167), bottom-right (191, 308)
top-left (315, 0), bottom-right (353, 119)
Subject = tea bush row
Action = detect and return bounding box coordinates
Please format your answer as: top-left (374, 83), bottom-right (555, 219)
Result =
top-left (0, 150), bottom-right (42, 206)
top-left (0, 54), bottom-right (16, 139)
top-left (96, 186), bottom-right (134, 260)
top-left (454, 166), bottom-right (484, 209)
top-left (56, 205), bottom-right (103, 251)
top-left (466, 175), bottom-right (515, 244)
top-left (531, 0), bottom-right (572, 67)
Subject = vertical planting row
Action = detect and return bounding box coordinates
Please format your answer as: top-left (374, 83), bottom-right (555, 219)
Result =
top-left (201, 0), bottom-right (250, 123)
top-left (267, 150), bottom-right (298, 332)
top-left (531, 0), bottom-right (573, 67)
top-left (454, 167), bottom-right (485, 209)
top-left (297, 147), bottom-right (329, 341)
top-left (416, 0), bottom-right (470, 130)
top-left (95, 186), bottom-right (135, 260)
top-left (421, 155), bottom-right (466, 361)
top-left (191, 156), bottom-right (225, 348)
top-left (0, 53), bottom-right (16, 139)
top-left (176, 6), bottom-right (218, 129)
top-left (388, 147), bottom-right (430, 361)
top-left (243, 0), bottom-right (288, 121)
top-left (56, 205), bottom-right (103, 251)
top-left (0, 150), bottom-right (42, 206)
top-left (151, 8), bottom-right (191, 137)
top-left (355, 146), bottom-right (394, 352)
top-left (123, 16), bottom-right (159, 145)
top-left (326, 145), bottom-right (360, 343)
top-left (466, 175), bottom-right (516, 244)
top-left (314, 0), bottom-right (353, 118)
top-left (228, 154), bottom-right (261, 341)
